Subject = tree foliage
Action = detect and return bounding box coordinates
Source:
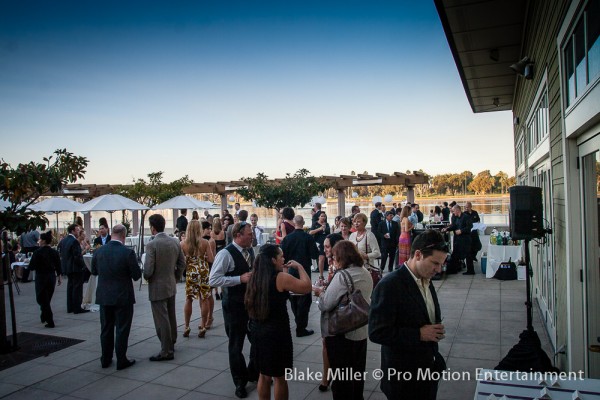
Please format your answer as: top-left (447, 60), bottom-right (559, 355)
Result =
top-left (117, 172), bottom-right (192, 210)
top-left (0, 149), bottom-right (88, 234)
top-left (117, 171), bottom-right (192, 253)
top-left (237, 169), bottom-right (331, 211)
top-left (468, 170), bottom-right (495, 195)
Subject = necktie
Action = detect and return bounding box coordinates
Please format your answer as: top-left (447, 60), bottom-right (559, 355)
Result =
top-left (387, 221), bottom-right (390, 232)
top-left (251, 227), bottom-right (257, 247)
top-left (242, 249), bottom-right (251, 267)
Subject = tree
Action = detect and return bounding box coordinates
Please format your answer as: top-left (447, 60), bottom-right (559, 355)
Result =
top-left (237, 169), bottom-right (330, 211)
top-left (494, 171), bottom-right (510, 193)
top-left (117, 172), bottom-right (192, 253)
top-left (0, 149), bottom-right (88, 234)
top-left (468, 170), bottom-right (495, 195)
top-left (0, 149), bottom-right (88, 353)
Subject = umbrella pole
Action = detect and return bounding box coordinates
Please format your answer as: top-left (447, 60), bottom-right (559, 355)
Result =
top-left (56, 214), bottom-right (59, 235)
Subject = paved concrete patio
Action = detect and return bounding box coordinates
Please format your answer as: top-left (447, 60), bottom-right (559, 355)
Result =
top-left (0, 269), bottom-right (552, 400)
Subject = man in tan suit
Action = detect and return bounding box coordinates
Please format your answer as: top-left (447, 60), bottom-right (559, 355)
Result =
top-left (144, 214), bottom-right (185, 361)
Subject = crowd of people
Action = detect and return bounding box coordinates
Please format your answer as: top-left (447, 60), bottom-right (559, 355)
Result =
top-left (1, 199), bottom-right (485, 400)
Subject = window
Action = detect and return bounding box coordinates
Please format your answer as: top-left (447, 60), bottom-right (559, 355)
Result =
top-left (528, 87), bottom-right (549, 153)
top-left (516, 134), bottom-right (525, 167)
top-left (564, 0), bottom-right (600, 107)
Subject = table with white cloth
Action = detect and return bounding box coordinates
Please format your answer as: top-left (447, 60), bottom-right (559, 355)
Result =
top-left (486, 244), bottom-right (523, 279)
top-left (82, 254), bottom-right (99, 311)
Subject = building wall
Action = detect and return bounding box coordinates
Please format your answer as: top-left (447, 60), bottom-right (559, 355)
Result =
top-left (511, 0), bottom-right (571, 370)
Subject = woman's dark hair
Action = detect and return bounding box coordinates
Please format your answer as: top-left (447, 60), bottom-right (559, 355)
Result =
top-left (434, 205), bottom-right (442, 215)
top-left (326, 233), bottom-right (344, 250)
top-left (332, 240), bottom-right (364, 269)
top-left (201, 221), bottom-right (212, 231)
top-left (245, 244), bottom-right (280, 321)
top-left (281, 207), bottom-right (295, 220)
top-left (40, 231), bottom-right (53, 244)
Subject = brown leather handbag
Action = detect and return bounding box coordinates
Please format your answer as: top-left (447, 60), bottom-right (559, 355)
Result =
top-left (328, 269), bottom-right (370, 336)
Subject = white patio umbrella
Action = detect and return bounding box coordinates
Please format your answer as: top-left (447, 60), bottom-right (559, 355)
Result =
top-left (78, 194), bottom-right (149, 227)
top-left (29, 197), bottom-right (82, 232)
top-left (152, 195), bottom-right (212, 210)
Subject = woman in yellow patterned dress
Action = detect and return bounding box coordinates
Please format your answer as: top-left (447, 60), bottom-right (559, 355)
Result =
top-left (181, 220), bottom-right (215, 338)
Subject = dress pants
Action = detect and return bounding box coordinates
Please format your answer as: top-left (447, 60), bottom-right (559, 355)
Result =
top-left (325, 335), bottom-right (367, 400)
top-left (100, 304), bottom-right (134, 366)
top-left (35, 273), bottom-right (56, 324)
top-left (290, 293), bottom-right (312, 333)
top-left (380, 244), bottom-right (396, 272)
top-left (66, 271), bottom-right (84, 313)
top-left (150, 295), bottom-right (177, 357)
top-left (222, 300), bottom-right (257, 388)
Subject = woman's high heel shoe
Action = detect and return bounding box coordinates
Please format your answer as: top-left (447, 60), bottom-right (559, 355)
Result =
top-left (183, 326), bottom-right (191, 338)
top-left (318, 382), bottom-right (330, 392)
top-left (198, 327), bottom-right (207, 338)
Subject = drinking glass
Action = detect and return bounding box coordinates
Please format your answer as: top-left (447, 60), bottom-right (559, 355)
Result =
top-left (312, 278), bottom-right (324, 304)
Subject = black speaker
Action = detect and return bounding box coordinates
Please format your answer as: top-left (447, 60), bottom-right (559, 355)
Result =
top-left (509, 186), bottom-right (544, 240)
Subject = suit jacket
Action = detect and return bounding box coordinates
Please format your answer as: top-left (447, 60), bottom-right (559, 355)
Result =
top-left (143, 232), bottom-right (185, 301)
top-left (377, 219), bottom-right (400, 249)
top-left (92, 240), bottom-right (141, 306)
top-left (93, 235), bottom-right (111, 247)
top-left (370, 209), bottom-right (383, 236)
top-left (176, 215), bottom-right (188, 233)
top-left (447, 213), bottom-right (472, 259)
top-left (369, 265), bottom-right (445, 397)
top-left (59, 234), bottom-right (85, 275)
top-left (280, 229), bottom-right (318, 276)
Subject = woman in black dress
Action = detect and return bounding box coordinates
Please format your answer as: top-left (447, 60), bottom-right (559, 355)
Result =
top-left (28, 231), bottom-right (62, 328)
top-left (245, 244), bottom-right (311, 400)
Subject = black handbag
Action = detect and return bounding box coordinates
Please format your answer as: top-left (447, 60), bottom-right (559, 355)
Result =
top-left (494, 258), bottom-right (517, 280)
top-left (328, 269), bottom-right (370, 336)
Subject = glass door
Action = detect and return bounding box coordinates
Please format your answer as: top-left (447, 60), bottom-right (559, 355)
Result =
top-left (531, 161), bottom-right (556, 348)
top-left (580, 136), bottom-right (600, 378)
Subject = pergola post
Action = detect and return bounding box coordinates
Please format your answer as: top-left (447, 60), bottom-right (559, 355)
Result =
top-left (221, 193), bottom-right (228, 214)
top-left (132, 210), bottom-right (139, 236)
top-left (406, 186), bottom-right (415, 204)
top-left (337, 189), bottom-right (346, 217)
top-left (84, 213), bottom-right (92, 237)
top-left (172, 209), bottom-right (177, 232)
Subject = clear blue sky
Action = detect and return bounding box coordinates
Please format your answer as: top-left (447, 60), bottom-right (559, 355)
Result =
top-left (0, 0), bottom-right (514, 185)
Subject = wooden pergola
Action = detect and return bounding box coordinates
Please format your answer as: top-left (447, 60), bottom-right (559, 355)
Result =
top-left (57, 171), bottom-right (429, 218)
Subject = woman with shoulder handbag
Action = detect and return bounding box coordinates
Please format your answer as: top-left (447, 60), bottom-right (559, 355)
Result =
top-left (314, 240), bottom-right (373, 400)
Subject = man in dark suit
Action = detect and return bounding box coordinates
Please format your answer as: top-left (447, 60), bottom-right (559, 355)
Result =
top-left (209, 222), bottom-right (258, 398)
top-left (369, 230), bottom-right (448, 400)
top-left (176, 209), bottom-right (188, 237)
top-left (281, 215), bottom-right (319, 337)
top-left (443, 205), bottom-right (473, 275)
top-left (92, 223), bottom-right (111, 247)
top-left (60, 223), bottom-right (89, 314)
top-left (91, 224), bottom-right (141, 370)
top-left (370, 202), bottom-right (383, 243)
top-left (377, 211), bottom-right (400, 272)
top-left (144, 214), bottom-right (186, 362)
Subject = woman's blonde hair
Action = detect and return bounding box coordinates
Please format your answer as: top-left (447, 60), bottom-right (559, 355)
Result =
top-left (212, 217), bottom-right (223, 234)
top-left (353, 212), bottom-right (368, 225)
top-left (399, 205), bottom-right (411, 220)
top-left (184, 220), bottom-right (206, 257)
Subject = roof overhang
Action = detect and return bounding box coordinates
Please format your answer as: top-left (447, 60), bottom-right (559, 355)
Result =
top-left (434, 0), bottom-right (527, 113)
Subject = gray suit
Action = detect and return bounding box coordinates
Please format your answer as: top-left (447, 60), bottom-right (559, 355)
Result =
top-left (92, 240), bottom-right (141, 368)
top-left (143, 232), bottom-right (185, 357)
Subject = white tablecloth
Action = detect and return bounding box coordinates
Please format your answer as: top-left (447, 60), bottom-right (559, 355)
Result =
top-left (82, 254), bottom-right (98, 310)
top-left (486, 244), bottom-right (523, 278)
